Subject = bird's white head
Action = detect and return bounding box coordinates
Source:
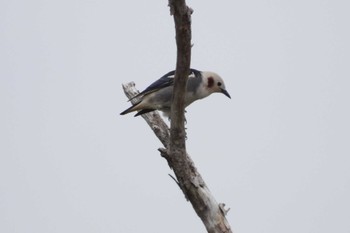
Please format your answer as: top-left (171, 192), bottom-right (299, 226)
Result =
top-left (201, 71), bottom-right (231, 99)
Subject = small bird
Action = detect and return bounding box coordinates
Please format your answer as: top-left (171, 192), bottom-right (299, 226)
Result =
top-left (120, 69), bottom-right (231, 117)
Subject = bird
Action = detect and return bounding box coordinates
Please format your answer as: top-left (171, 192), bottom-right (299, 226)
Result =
top-left (120, 68), bottom-right (231, 118)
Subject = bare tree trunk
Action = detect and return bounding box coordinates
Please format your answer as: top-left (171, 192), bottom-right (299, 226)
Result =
top-left (121, 1), bottom-right (233, 232)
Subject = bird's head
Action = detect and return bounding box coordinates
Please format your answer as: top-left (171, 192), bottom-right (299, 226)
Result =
top-left (202, 71), bottom-right (231, 99)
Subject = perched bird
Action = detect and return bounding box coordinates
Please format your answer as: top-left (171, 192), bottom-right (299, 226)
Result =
top-left (120, 69), bottom-right (230, 117)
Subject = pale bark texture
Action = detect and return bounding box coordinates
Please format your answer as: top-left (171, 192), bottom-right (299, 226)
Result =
top-left (121, 1), bottom-right (233, 232)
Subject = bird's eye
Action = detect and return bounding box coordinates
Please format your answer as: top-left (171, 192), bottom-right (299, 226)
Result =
top-left (217, 82), bottom-right (222, 86)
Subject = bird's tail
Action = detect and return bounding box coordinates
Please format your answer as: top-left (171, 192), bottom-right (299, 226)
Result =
top-left (120, 103), bottom-right (155, 117)
top-left (120, 104), bottom-right (138, 115)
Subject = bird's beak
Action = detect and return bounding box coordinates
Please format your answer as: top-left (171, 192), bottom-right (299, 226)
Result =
top-left (221, 88), bottom-right (231, 99)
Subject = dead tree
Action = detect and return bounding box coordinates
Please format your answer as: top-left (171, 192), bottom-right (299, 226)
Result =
top-left (122, 1), bottom-right (233, 232)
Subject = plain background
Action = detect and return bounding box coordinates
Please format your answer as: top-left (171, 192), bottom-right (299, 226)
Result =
top-left (1, 0), bottom-right (349, 232)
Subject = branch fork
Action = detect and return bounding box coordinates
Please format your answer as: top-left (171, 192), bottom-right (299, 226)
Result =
top-left (121, 1), bottom-right (233, 232)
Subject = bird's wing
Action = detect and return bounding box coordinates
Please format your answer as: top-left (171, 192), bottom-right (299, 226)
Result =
top-left (128, 70), bottom-right (175, 101)
top-left (142, 70), bottom-right (176, 94)
top-left (128, 69), bottom-right (201, 101)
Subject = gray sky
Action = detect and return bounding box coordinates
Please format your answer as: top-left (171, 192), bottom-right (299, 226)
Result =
top-left (1, 0), bottom-right (349, 232)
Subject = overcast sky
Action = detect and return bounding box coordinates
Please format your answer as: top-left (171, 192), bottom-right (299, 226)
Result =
top-left (1, 0), bottom-right (350, 232)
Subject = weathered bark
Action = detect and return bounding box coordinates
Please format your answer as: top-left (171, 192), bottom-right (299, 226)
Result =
top-left (167, 1), bottom-right (233, 231)
top-left (121, 1), bottom-right (233, 232)
top-left (122, 82), bottom-right (170, 147)
top-left (168, 0), bottom-right (191, 151)
top-left (122, 83), bottom-right (232, 233)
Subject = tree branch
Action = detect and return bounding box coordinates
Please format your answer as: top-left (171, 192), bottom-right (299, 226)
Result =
top-left (122, 82), bottom-right (170, 147)
top-left (168, 1), bottom-right (233, 231)
top-left (121, 1), bottom-right (233, 232)
top-left (168, 0), bottom-right (192, 148)
top-left (122, 83), bottom-right (233, 233)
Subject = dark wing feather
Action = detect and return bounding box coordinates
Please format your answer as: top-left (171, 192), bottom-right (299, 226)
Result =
top-left (128, 70), bottom-right (175, 102)
top-left (141, 70), bottom-right (175, 94)
top-left (127, 69), bottom-right (201, 101)
top-left (134, 109), bottom-right (156, 117)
